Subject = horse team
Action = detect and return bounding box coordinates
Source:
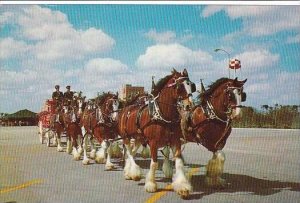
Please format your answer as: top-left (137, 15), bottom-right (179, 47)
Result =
top-left (38, 68), bottom-right (247, 198)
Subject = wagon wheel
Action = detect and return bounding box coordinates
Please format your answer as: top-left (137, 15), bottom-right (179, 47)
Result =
top-left (46, 132), bottom-right (50, 147)
top-left (38, 121), bottom-right (44, 144)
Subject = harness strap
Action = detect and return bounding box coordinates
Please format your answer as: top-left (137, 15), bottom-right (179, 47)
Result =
top-left (135, 104), bottom-right (147, 133)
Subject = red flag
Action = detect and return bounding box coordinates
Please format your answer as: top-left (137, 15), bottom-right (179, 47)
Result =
top-left (229, 59), bottom-right (241, 69)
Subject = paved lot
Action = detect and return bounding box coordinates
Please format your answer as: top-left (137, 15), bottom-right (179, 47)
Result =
top-left (0, 127), bottom-right (299, 203)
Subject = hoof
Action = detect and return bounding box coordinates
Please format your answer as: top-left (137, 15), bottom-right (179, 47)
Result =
top-left (82, 159), bottom-right (90, 165)
top-left (124, 175), bottom-right (131, 180)
top-left (105, 163), bottom-right (115, 171)
top-left (90, 150), bottom-right (96, 159)
top-left (172, 182), bottom-right (192, 199)
top-left (131, 175), bottom-right (141, 181)
top-left (73, 153), bottom-right (81, 161)
top-left (57, 146), bottom-right (64, 152)
top-left (95, 157), bottom-right (106, 164)
top-left (145, 182), bottom-right (157, 193)
top-left (175, 188), bottom-right (191, 199)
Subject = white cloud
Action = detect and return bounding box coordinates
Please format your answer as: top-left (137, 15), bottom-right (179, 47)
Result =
top-left (201, 6), bottom-right (300, 37)
top-left (244, 71), bottom-right (300, 107)
top-left (0, 11), bottom-right (14, 26)
top-left (0, 38), bottom-right (31, 59)
top-left (4, 5), bottom-right (115, 61)
top-left (17, 5), bottom-right (72, 41)
top-left (201, 6), bottom-right (224, 18)
top-left (234, 49), bottom-right (279, 75)
top-left (136, 43), bottom-right (213, 70)
top-left (80, 28), bottom-right (115, 53)
top-left (145, 29), bottom-right (176, 44)
top-left (84, 58), bottom-right (128, 75)
top-left (144, 29), bottom-right (194, 44)
top-left (287, 34), bottom-right (300, 44)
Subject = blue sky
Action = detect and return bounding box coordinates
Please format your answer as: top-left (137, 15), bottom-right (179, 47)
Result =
top-left (0, 4), bottom-right (299, 113)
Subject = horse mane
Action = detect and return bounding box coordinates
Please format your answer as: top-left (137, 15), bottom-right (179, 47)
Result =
top-left (122, 92), bottom-right (148, 107)
top-left (198, 77), bottom-right (230, 99)
top-left (95, 92), bottom-right (112, 106)
top-left (152, 72), bottom-right (175, 96)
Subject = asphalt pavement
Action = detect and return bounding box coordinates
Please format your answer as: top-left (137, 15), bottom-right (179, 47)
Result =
top-left (0, 127), bottom-right (299, 203)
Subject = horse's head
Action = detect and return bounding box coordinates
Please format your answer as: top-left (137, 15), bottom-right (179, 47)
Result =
top-left (205, 77), bottom-right (247, 119)
top-left (76, 96), bottom-right (86, 115)
top-left (165, 68), bottom-right (196, 108)
top-left (86, 99), bottom-right (96, 110)
top-left (226, 78), bottom-right (247, 118)
top-left (104, 93), bottom-right (120, 122)
top-left (62, 99), bottom-right (70, 113)
top-left (96, 92), bottom-right (120, 122)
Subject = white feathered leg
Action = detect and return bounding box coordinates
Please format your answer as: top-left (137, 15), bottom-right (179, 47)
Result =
top-left (53, 132), bottom-right (58, 147)
top-left (145, 159), bottom-right (158, 193)
top-left (205, 150), bottom-right (226, 188)
top-left (162, 147), bottom-right (173, 179)
top-left (89, 137), bottom-right (96, 160)
top-left (46, 131), bottom-right (50, 147)
top-left (124, 144), bottom-right (142, 181)
top-left (95, 141), bottom-right (107, 164)
top-left (172, 158), bottom-right (192, 198)
top-left (105, 144), bottom-right (115, 170)
top-left (82, 136), bottom-right (90, 165)
top-left (56, 135), bottom-right (64, 152)
top-left (72, 146), bottom-right (80, 161)
top-left (66, 139), bottom-right (72, 154)
top-left (78, 127), bottom-right (85, 155)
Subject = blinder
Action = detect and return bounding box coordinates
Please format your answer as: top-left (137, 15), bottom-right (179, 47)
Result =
top-left (191, 82), bottom-right (196, 93)
top-left (241, 92), bottom-right (247, 102)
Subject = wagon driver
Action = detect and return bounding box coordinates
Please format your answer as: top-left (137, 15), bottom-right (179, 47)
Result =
top-left (52, 85), bottom-right (64, 107)
top-left (64, 85), bottom-right (74, 105)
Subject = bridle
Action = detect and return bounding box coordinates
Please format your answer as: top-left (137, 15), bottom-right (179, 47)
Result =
top-left (224, 85), bottom-right (246, 112)
top-left (150, 75), bottom-right (196, 123)
top-left (167, 76), bottom-right (196, 100)
top-left (95, 96), bottom-right (119, 123)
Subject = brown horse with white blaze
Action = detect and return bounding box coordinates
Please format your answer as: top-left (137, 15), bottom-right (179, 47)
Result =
top-left (117, 68), bottom-right (196, 198)
top-left (80, 92), bottom-right (120, 167)
top-left (62, 99), bottom-right (83, 160)
top-left (180, 77), bottom-right (247, 188)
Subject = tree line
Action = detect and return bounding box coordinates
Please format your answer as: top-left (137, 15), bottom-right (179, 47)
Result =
top-left (233, 104), bottom-right (300, 129)
top-left (1, 104), bottom-right (299, 129)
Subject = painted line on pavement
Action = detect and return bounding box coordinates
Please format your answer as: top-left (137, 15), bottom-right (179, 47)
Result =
top-left (0, 179), bottom-right (43, 195)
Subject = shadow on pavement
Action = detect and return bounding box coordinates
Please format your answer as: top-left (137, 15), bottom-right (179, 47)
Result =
top-left (189, 173), bottom-right (300, 200)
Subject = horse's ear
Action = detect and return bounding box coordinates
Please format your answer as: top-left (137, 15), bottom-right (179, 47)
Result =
top-left (183, 68), bottom-right (188, 76)
top-left (242, 78), bottom-right (247, 84)
top-left (116, 91), bottom-right (119, 97)
top-left (172, 68), bottom-right (178, 74)
top-left (234, 77), bottom-right (238, 82)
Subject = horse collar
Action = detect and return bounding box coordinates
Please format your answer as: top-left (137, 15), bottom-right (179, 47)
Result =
top-left (202, 100), bottom-right (231, 125)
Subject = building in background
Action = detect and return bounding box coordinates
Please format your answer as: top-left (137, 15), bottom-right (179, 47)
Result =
top-left (119, 84), bottom-right (144, 101)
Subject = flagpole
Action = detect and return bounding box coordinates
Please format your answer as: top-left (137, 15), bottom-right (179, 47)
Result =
top-left (214, 48), bottom-right (231, 79)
